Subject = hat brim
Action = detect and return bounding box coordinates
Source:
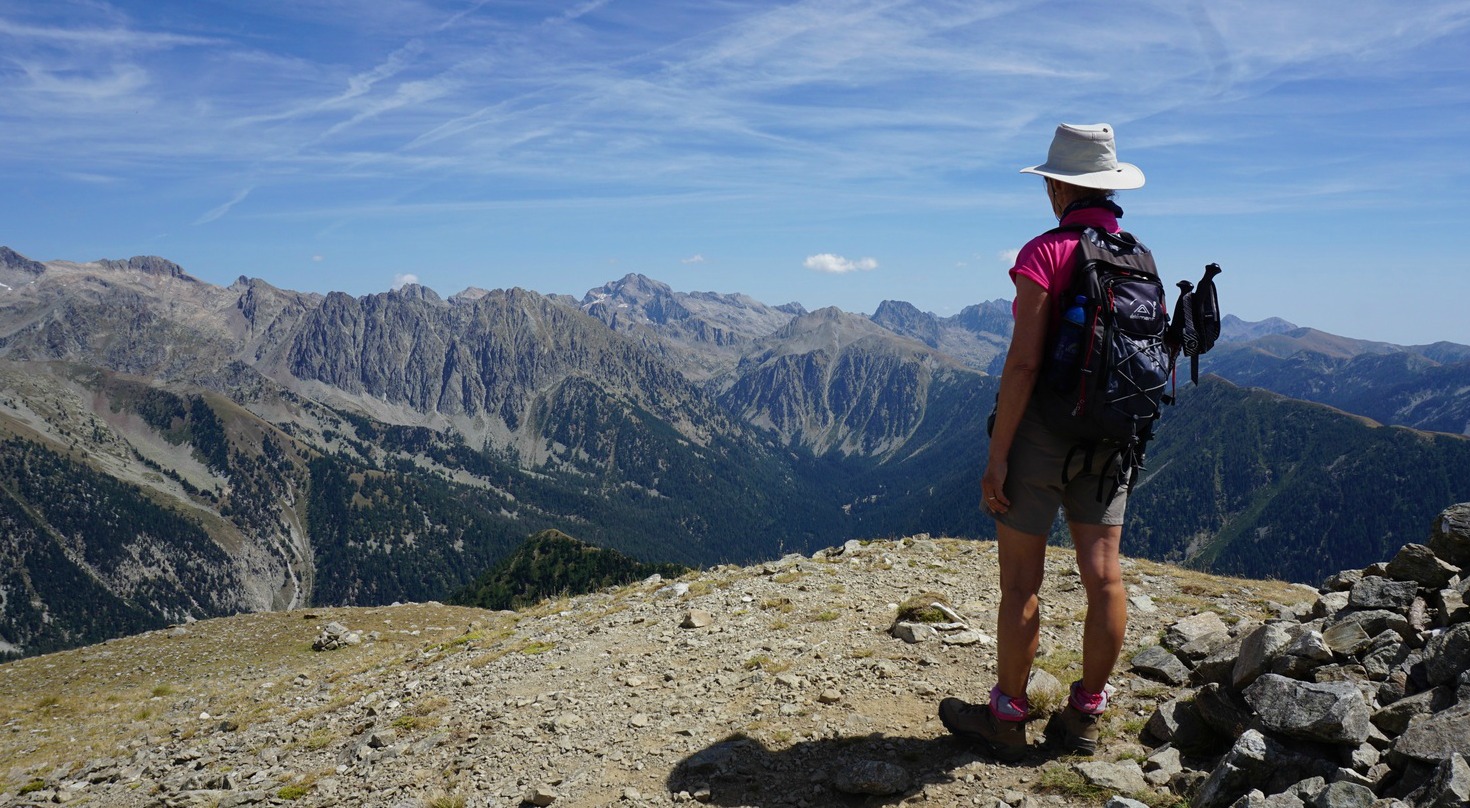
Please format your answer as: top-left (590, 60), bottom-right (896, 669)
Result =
top-left (1020, 162), bottom-right (1145, 191)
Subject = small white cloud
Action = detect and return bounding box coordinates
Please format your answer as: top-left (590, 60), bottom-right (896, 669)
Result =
top-left (682, 254), bottom-right (706, 264)
top-left (312, 255), bottom-right (324, 263)
top-left (999, 248), bottom-right (1021, 266)
top-left (804, 253), bottom-right (878, 274)
top-left (391, 273), bottom-right (419, 290)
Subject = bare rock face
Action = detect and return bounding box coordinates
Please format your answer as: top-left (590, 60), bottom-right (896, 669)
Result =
top-left (97, 255), bottom-right (197, 282)
top-left (719, 306), bottom-right (983, 459)
top-left (578, 273), bottom-right (802, 380)
top-left (283, 285), bottom-right (733, 452)
top-left (0, 245), bottom-right (46, 277)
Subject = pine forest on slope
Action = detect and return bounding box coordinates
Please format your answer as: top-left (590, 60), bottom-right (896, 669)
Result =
top-left (0, 246), bottom-right (1467, 657)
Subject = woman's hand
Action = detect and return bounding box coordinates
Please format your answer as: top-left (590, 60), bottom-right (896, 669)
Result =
top-left (982, 459), bottom-right (1010, 515)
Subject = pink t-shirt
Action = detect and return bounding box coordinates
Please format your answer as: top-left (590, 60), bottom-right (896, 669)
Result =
top-left (1009, 206), bottom-right (1121, 322)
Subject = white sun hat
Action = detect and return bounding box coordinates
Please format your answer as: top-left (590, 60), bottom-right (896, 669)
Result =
top-left (1020, 123), bottom-right (1145, 190)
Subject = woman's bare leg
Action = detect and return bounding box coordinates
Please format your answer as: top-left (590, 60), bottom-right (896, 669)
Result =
top-left (1069, 521), bottom-right (1126, 693)
top-left (995, 524), bottom-right (1048, 699)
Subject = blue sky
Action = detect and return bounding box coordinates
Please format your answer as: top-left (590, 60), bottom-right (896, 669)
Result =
top-left (2, 1), bottom-right (1468, 346)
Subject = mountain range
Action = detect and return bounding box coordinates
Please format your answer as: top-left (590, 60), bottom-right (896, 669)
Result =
top-left (1, 245), bottom-right (1467, 656)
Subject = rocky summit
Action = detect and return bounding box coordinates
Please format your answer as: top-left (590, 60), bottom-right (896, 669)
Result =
top-left (3, 505), bottom-right (1470, 808)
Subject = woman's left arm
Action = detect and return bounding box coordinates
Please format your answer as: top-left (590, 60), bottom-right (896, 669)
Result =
top-left (981, 278), bottom-right (1051, 514)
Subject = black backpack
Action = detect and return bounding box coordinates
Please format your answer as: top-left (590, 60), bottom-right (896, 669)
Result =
top-left (1034, 227), bottom-right (1224, 499)
top-left (1035, 225), bottom-right (1173, 498)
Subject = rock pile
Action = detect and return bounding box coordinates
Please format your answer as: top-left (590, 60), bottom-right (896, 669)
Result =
top-left (311, 621), bottom-right (363, 651)
top-left (1136, 503), bottom-right (1470, 807)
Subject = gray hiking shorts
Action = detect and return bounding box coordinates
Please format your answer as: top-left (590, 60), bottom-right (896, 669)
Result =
top-left (991, 401), bottom-right (1130, 536)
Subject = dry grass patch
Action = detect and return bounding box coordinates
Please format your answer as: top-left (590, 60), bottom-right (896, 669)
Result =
top-left (0, 603), bottom-right (493, 794)
top-left (423, 790), bottom-right (469, 808)
top-left (743, 655), bottom-right (791, 674)
top-left (301, 728), bottom-right (338, 751)
top-left (682, 580), bottom-right (714, 598)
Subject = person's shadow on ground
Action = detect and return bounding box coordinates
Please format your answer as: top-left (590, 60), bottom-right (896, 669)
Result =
top-left (666, 730), bottom-right (1063, 806)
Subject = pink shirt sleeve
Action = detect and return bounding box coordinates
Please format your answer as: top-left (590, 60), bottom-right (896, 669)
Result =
top-left (1006, 207), bottom-right (1120, 320)
top-left (1008, 234), bottom-right (1076, 320)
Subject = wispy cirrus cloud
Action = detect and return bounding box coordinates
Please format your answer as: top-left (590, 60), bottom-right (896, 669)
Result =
top-left (3, 0), bottom-right (1470, 343)
top-left (0, 18), bottom-right (216, 48)
top-left (195, 189), bottom-right (252, 225)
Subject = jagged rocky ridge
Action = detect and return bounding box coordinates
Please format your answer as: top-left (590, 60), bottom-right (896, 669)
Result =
top-left (3, 506), bottom-right (1468, 807)
top-left (3, 245), bottom-right (1470, 660)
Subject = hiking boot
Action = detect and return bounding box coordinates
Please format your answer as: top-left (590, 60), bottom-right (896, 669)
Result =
top-left (938, 697), bottom-right (1027, 762)
top-left (1045, 704), bottom-right (1100, 755)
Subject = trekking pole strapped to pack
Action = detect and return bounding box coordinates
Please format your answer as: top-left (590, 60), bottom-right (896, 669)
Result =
top-left (1167, 263), bottom-right (1222, 385)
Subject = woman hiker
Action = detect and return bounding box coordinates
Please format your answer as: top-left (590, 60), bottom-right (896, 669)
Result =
top-left (938, 123), bottom-right (1145, 761)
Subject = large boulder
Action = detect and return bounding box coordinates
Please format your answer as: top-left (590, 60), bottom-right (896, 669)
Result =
top-left (1420, 623), bottom-right (1470, 687)
top-left (1193, 730), bottom-right (1335, 808)
top-left (1370, 686), bottom-right (1455, 736)
top-left (1407, 753), bottom-right (1470, 808)
top-left (1242, 674), bottom-right (1371, 745)
top-left (1428, 503), bottom-right (1470, 569)
top-left (1164, 611), bottom-right (1230, 652)
top-left (1348, 576), bottom-right (1418, 612)
top-left (1384, 543), bottom-right (1459, 590)
top-left (1131, 645), bottom-right (1191, 686)
top-left (1145, 695), bottom-right (1225, 754)
top-left (1391, 704), bottom-right (1470, 766)
top-left (1232, 623), bottom-right (1294, 689)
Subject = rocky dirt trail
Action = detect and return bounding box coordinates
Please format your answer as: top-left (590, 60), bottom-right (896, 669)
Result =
top-left (0, 537), bottom-right (1314, 808)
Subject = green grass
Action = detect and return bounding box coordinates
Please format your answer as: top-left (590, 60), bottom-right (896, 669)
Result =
top-left (1033, 648), bottom-right (1083, 682)
top-left (1036, 764), bottom-right (1109, 801)
top-left (895, 593), bottom-right (951, 624)
top-left (302, 729), bottom-right (337, 750)
top-left (278, 784), bottom-right (311, 800)
top-left (391, 715), bottom-right (425, 731)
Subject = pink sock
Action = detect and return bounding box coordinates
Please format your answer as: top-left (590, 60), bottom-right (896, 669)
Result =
top-left (989, 684), bottom-right (1029, 722)
top-left (1069, 681), bottom-right (1111, 715)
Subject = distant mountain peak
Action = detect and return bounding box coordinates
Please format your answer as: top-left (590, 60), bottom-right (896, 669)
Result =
top-left (1220, 313), bottom-right (1298, 342)
top-left (450, 287), bottom-right (492, 304)
top-left (97, 255), bottom-right (197, 282)
top-left (387, 282), bottom-right (443, 304)
top-left (0, 246), bottom-right (46, 276)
